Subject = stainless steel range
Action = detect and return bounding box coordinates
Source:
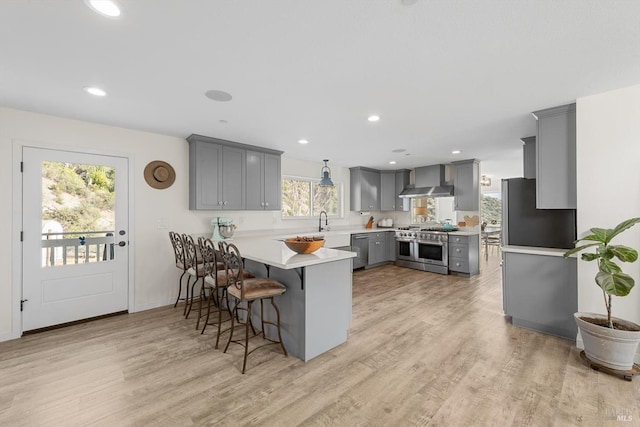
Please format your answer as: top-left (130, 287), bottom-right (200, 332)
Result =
top-left (395, 227), bottom-right (456, 274)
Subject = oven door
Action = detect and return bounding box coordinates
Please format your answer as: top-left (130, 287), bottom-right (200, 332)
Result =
top-left (415, 240), bottom-right (448, 266)
top-left (396, 239), bottom-right (414, 261)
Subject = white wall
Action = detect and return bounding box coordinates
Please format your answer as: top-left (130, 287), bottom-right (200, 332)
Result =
top-left (576, 84), bottom-right (640, 326)
top-left (0, 107), bottom-right (410, 340)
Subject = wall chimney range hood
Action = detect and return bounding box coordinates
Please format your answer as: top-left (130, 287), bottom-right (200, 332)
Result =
top-left (399, 164), bottom-right (454, 198)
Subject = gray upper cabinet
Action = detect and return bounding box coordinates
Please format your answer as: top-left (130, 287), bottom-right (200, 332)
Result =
top-left (246, 151), bottom-right (281, 210)
top-left (395, 169), bottom-right (410, 211)
top-left (380, 171), bottom-right (396, 211)
top-left (452, 159), bottom-right (479, 211)
top-left (189, 140), bottom-right (223, 210)
top-left (532, 103), bottom-right (576, 209)
top-left (350, 167), bottom-right (380, 211)
top-left (187, 134), bottom-right (282, 211)
top-left (521, 136), bottom-right (536, 179)
top-left (221, 146), bottom-right (246, 210)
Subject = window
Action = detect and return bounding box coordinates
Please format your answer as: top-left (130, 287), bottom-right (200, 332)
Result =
top-left (281, 176), bottom-right (342, 218)
top-left (481, 193), bottom-right (502, 225)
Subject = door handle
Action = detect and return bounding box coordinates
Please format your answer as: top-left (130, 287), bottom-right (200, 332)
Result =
top-left (118, 241), bottom-right (127, 247)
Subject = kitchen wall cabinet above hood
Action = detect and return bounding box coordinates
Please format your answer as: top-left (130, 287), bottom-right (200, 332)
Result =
top-left (399, 164), bottom-right (455, 198)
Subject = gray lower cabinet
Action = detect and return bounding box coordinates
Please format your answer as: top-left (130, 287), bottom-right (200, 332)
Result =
top-left (502, 251), bottom-right (577, 340)
top-left (452, 159), bottom-right (479, 211)
top-left (380, 171), bottom-right (396, 211)
top-left (395, 170), bottom-right (410, 211)
top-left (188, 139), bottom-right (245, 210)
top-left (368, 232), bottom-right (387, 265)
top-left (187, 134), bottom-right (282, 211)
top-left (532, 103), bottom-right (576, 209)
top-left (448, 234), bottom-right (479, 276)
top-left (350, 167), bottom-right (380, 211)
top-left (386, 231), bottom-right (396, 261)
top-left (246, 150), bottom-right (281, 210)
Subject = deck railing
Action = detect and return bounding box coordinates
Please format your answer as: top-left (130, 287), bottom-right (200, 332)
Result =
top-left (42, 231), bottom-right (115, 266)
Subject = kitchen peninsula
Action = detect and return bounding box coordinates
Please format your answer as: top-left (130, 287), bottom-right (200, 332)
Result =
top-left (230, 236), bottom-right (356, 362)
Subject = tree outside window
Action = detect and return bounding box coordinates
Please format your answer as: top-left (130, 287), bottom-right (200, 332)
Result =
top-left (282, 177), bottom-right (341, 218)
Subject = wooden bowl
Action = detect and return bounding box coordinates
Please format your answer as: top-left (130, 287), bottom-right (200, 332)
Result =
top-left (284, 237), bottom-right (325, 254)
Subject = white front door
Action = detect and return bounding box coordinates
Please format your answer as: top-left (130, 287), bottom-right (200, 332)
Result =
top-left (22, 147), bottom-right (129, 331)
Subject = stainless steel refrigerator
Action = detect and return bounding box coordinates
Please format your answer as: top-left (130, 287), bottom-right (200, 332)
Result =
top-left (502, 178), bottom-right (576, 249)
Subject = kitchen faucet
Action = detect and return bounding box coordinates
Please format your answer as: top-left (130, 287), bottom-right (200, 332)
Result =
top-left (318, 210), bottom-right (329, 232)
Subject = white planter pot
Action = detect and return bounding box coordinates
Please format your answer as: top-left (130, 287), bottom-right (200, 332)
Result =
top-left (575, 312), bottom-right (640, 371)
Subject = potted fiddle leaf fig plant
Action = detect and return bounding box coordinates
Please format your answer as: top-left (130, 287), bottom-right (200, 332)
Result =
top-left (564, 217), bottom-right (640, 371)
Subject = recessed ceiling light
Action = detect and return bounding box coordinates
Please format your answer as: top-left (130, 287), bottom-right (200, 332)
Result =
top-left (84, 86), bottom-right (107, 97)
top-left (298, 139), bottom-right (309, 144)
top-left (205, 89), bottom-right (232, 102)
top-left (389, 161), bottom-right (397, 165)
top-left (84, 0), bottom-right (121, 18)
top-left (451, 150), bottom-right (462, 154)
top-left (367, 115), bottom-right (380, 122)
top-left (392, 148), bottom-right (406, 153)
top-left (219, 119), bottom-right (228, 124)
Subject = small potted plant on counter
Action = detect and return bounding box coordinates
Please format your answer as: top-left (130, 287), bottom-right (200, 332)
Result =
top-left (564, 217), bottom-right (640, 374)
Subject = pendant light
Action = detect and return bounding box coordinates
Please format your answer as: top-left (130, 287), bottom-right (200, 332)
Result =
top-left (319, 159), bottom-right (334, 187)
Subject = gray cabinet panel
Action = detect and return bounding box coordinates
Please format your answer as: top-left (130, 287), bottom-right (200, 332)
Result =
top-left (380, 171), bottom-right (396, 211)
top-left (187, 134), bottom-right (282, 211)
top-left (521, 136), bottom-right (536, 180)
top-left (263, 153), bottom-right (281, 210)
top-left (387, 231), bottom-right (396, 261)
top-left (448, 234), bottom-right (479, 276)
top-left (452, 159), bottom-right (479, 211)
top-left (395, 170), bottom-right (410, 211)
top-left (221, 146), bottom-right (246, 210)
top-left (350, 167), bottom-right (380, 211)
top-left (245, 150), bottom-right (264, 210)
top-left (189, 140), bottom-right (222, 210)
top-left (367, 232), bottom-right (386, 265)
top-left (502, 252), bottom-right (577, 340)
top-left (246, 151), bottom-right (281, 210)
top-left (533, 104), bottom-right (576, 209)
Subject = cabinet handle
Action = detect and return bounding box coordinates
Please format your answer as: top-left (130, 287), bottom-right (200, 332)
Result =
top-left (218, 201), bottom-right (223, 206)
top-left (456, 248), bottom-right (461, 253)
top-left (456, 238), bottom-right (460, 242)
top-left (265, 202), bottom-right (269, 207)
top-left (456, 262), bottom-right (461, 267)
top-left (260, 202), bottom-right (264, 207)
top-left (223, 201), bottom-right (228, 205)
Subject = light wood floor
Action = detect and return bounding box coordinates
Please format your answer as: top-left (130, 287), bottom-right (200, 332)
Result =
top-left (1, 254), bottom-right (639, 426)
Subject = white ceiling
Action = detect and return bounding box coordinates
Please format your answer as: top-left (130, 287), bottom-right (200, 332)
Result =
top-left (2, 1), bottom-right (639, 184)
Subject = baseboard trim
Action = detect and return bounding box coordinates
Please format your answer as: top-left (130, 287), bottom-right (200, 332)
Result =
top-left (0, 331), bottom-right (21, 343)
top-left (133, 298), bottom-right (176, 313)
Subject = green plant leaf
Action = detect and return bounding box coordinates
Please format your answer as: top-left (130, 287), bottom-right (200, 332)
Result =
top-left (596, 271), bottom-right (635, 296)
top-left (609, 245), bottom-right (638, 262)
top-left (606, 217), bottom-right (640, 243)
top-left (581, 253), bottom-right (600, 261)
top-left (579, 233), bottom-right (606, 243)
top-left (599, 258), bottom-right (621, 273)
top-left (600, 247), bottom-right (615, 260)
top-left (563, 243), bottom-right (599, 258)
top-left (588, 228), bottom-right (611, 242)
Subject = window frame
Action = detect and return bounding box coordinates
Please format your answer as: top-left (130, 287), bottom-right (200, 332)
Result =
top-left (281, 175), bottom-right (344, 220)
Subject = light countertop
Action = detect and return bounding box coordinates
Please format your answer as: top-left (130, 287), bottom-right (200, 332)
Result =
top-left (502, 245), bottom-right (573, 257)
top-left (225, 236), bottom-right (356, 270)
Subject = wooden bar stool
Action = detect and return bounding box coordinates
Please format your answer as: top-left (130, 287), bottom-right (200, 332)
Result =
top-left (221, 243), bottom-right (288, 374)
top-left (168, 232), bottom-right (189, 308)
